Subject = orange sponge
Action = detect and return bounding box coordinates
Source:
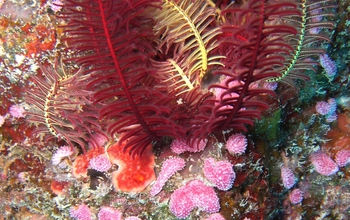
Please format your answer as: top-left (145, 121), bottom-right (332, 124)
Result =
top-left (108, 142), bottom-right (155, 193)
top-left (72, 147), bottom-right (104, 178)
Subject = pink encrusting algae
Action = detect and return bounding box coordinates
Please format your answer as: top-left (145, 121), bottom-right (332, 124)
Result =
top-left (203, 158), bottom-right (235, 191)
top-left (169, 179), bottom-right (220, 218)
top-left (150, 157), bottom-right (186, 196)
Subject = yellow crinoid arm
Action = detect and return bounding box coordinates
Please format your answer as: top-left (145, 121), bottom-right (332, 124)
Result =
top-left (267, 0), bottom-right (335, 83)
top-left (152, 54), bottom-right (194, 96)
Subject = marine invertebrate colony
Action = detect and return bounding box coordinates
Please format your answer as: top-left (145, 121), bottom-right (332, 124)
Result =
top-left (169, 179), bottom-right (220, 218)
top-left (150, 157), bottom-right (185, 196)
top-left (203, 158), bottom-right (235, 191)
top-left (310, 151), bottom-right (339, 176)
top-left (25, 0), bottom-right (336, 156)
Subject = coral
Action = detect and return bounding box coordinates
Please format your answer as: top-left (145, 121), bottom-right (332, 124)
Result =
top-left (226, 133), bottom-right (248, 155)
top-left (326, 99), bottom-right (338, 123)
top-left (170, 138), bottom-right (207, 154)
top-left (203, 158), bottom-right (235, 191)
top-left (98, 206), bottom-right (122, 220)
top-left (9, 104), bottom-right (25, 118)
top-left (150, 157), bottom-right (185, 196)
top-left (170, 139), bottom-right (189, 154)
top-left (320, 53), bottom-right (337, 78)
top-left (89, 155), bottom-right (112, 172)
top-left (315, 98), bottom-right (337, 122)
top-left (51, 145), bottom-right (74, 166)
top-left (169, 179), bottom-right (220, 218)
top-left (289, 189), bottom-right (303, 205)
top-left (281, 166), bottom-right (295, 189)
top-left (326, 113), bottom-right (337, 123)
top-left (310, 151), bottom-right (339, 176)
top-left (70, 204), bottom-right (92, 220)
top-left (335, 150), bottom-right (350, 167)
top-left (327, 98), bottom-right (337, 114)
top-left (204, 213), bottom-right (225, 220)
top-left (315, 101), bottom-right (332, 115)
top-left (108, 142), bottom-right (155, 192)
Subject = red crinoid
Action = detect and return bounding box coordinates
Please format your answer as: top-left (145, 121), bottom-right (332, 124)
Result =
top-left (25, 60), bottom-right (108, 153)
top-left (55, 0), bottom-right (302, 155)
top-left (59, 0), bottom-right (185, 156)
top-left (190, 0), bottom-right (299, 140)
top-left (45, 0), bottom-right (335, 156)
